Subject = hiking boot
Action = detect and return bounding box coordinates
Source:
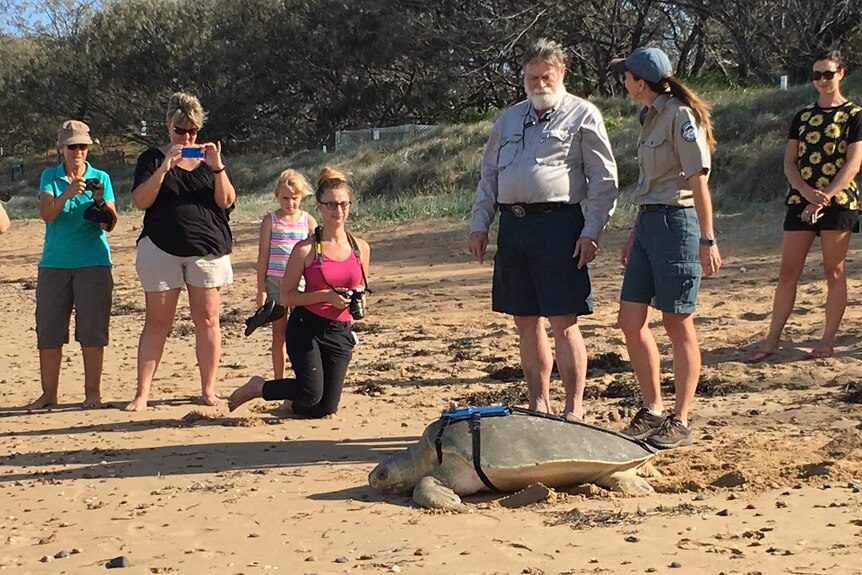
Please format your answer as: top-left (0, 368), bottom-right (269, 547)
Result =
top-left (647, 415), bottom-right (693, 449)
top-left (621, 407), bottom-right (666, 440)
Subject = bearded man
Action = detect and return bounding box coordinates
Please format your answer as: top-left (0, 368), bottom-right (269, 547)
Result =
top-left (468, 38), bottom-right (619, 422)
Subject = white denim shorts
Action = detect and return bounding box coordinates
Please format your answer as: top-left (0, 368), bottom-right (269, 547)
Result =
top-left (136, 236), bottom-right (233, 292)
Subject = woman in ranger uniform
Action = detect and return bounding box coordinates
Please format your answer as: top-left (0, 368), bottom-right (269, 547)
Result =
top-left (746, 50), bottom-right (861, 364)
top-left (610, 47), bottom-right (722, 449)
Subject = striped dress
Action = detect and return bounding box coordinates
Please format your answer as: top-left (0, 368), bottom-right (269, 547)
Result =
top-left (266, 211), bottom-right (310, 277)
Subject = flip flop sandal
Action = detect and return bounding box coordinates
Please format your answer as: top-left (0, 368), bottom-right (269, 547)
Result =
top-left (744, 350), bottom-right (774, 364)
top-left (269, 304), bottom-right (287, 322)
top-left (563, 412), bottom-right (585, 424)
top-left (804, 349), bottom-right (834, 360)
top-left (244, 299), bottom-right (276, 336)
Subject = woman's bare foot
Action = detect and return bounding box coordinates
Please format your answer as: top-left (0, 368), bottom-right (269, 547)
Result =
top-left (228, 376), bottom-right (265, 412)
top-left (24, 393), bottom-right (58, 411)
top-left (124, 396), bottom-right (149, 412)
top-left (82, 394), bottom-right (102, 409)
top-left (201, 393), bottom-right (224, 407)
top-left (271, 400), bottom-right (293, 418)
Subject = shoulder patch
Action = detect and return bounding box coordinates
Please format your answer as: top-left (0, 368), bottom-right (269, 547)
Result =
top-left (681, 121), bottom-right (698, 142)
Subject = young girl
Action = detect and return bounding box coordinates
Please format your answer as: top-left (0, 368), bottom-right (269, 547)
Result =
top-left (255, 170), bottom-right (317, 384)
top-left (230, 166), bottom-right (370, 419)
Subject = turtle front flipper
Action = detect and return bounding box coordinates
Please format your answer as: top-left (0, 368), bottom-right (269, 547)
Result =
top-left (413, 476), bottom-right (466, 511)
top-left (595, 469), bottom-right (654, 496)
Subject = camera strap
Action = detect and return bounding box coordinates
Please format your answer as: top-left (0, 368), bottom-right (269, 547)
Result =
top-left (313, 226), bottom-right (372, 293)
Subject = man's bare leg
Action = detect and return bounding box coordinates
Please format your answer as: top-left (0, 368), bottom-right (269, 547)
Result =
top-left (513, 315), bottom-right (553, 412)
top-left (549, 314), bottom-right (587, 420)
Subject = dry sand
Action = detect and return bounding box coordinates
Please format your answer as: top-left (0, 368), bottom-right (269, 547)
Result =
top-left (1, 211), bottom-right (861, 574)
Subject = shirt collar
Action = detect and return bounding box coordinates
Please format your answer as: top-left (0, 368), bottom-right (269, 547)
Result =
top-left (650, 93), bottom-right (671, 113)
top-left (523, 91), bottom-right (570, 124)
top-left (53, 161), bottom-right (93, 181)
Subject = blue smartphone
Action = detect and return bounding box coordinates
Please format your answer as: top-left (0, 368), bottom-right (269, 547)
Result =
top-left (181, 146), bottom-right (205, 159)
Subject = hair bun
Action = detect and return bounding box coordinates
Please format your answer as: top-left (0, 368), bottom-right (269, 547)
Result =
top-left (317, 166), bottom-right (347, 189)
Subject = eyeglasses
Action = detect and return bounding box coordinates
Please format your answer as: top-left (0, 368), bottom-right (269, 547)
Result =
top-left (67, 144), bottom-right (88, 151)
top-left (173, 125), bottom-right (199, 136)
top-left (319, 201), bottom-right (351, 211)
top-left (812, 70), bottom-right (838, 81)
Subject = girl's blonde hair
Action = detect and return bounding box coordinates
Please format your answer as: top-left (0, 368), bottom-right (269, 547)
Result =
top-left (316, 166), bottom-right (352, 200)
top-left (275, 169), bottom-right (313, 197)
top-left (166, 92), bottom-right (206, 129)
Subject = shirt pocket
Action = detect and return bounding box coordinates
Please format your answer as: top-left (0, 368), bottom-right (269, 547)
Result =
top-left (496, 136), bottom-right (522, 170)
top-left (642, 134), bottom-right (675, 180)
top-left (535, 129), bottom-right (572, 166)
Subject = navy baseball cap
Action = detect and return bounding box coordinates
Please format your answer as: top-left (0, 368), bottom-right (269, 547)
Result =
top-left (609, 47), bottom-right (673, 83)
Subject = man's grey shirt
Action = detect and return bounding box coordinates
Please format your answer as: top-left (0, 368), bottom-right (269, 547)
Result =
top-left (470, 93), bottom-right (619, 240)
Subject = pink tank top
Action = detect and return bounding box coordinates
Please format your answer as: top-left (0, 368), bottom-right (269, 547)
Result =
top-left (304, 251), bottom-right (364, 321)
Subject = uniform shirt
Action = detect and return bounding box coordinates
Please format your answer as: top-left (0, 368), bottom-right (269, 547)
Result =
top-left (133, 147), bottom-right (234, 257)
top-left (470, 92), bottom-right (619, 240)
top-left (38, 161), bottom-right (114, 268)
top-left (634, 94), bottom-right (711, 207)
top-left (785, 101), bottom-right (862, 210)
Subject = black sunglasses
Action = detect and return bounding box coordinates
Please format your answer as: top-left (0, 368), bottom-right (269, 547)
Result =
top-left (173, 125), bottom-right (199, 136)
top-left (67, 144), bottom-right (88, 151)
top-left (812, 70), bottom-right (838, 81)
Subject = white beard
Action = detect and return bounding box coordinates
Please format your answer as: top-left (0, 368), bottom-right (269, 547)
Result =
top-left (526, 85), bottom-right (565, 112)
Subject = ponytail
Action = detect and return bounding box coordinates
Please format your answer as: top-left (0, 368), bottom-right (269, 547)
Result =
top-left (641, 76), bottom-right (716, 152)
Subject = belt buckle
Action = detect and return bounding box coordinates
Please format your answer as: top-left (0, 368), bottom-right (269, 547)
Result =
top-left (511, 205), bottom-right (526, 218)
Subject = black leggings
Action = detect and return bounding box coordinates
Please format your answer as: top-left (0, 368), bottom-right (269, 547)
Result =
top-left (261, 306), bottom-right (355, 418)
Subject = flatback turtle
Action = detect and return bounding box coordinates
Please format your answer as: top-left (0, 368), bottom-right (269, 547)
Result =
top-left (369, 407), bottom-right (656, 510)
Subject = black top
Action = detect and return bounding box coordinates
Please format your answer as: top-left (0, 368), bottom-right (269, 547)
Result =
top-left (786, 101), bottom-right (862, 210)
top-left (133, 147), bottom-right (234, 257)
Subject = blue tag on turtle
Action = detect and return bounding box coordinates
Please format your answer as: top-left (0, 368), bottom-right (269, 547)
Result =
top-left (442, 405), bottom-right (512, 422)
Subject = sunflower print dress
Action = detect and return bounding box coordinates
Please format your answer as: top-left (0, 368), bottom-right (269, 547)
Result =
top-left (786, 102), bottom-right (862, 209)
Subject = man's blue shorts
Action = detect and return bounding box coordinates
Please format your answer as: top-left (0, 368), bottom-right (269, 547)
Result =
top-left (492, 204), bottom-right (592, 317)
top-left (620, 206), bottom-right (702, 314)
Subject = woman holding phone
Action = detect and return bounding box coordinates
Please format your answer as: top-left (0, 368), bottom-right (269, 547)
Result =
top-left (125, 92), bottom-right (236, 411)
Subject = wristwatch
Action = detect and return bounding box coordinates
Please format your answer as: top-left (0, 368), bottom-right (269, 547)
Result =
top-left (699, 237), bottom-right (716, 247)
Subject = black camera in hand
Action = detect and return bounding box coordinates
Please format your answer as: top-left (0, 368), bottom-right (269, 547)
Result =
top-left (84, 177), bottom-right (100, 191)
top-left (337, 288), bottom-right (366, 320)
top-left (83, 203), bottom-right (112, 226)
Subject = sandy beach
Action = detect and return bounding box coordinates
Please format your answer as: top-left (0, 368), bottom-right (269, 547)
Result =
top-left (1, 211), bottom-right (861, 574)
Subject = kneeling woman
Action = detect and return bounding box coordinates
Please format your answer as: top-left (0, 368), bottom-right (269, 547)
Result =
top-left (229, 167), bottom-right (370, 418)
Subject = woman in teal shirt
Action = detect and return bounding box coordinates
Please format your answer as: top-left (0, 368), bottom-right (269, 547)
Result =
top-left (25, 120), bottom-right (117, 410)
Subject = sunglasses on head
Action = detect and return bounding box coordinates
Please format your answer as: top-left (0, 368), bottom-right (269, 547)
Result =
top-left (319, 200), bottom-right (351, 211)
top-left (812, 70), bottom-right (838, 81)
top-left (67, 144), bottom-right (88, 151)
top-left (173, 125), bottom-right (199, 136)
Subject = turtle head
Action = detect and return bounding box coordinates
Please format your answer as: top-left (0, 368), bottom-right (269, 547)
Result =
top-left (368, 450), bottom-right (418, 494)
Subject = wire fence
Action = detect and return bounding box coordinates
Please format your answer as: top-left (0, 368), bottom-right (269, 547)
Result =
top-left (335, 124), bottom-right (436, 151)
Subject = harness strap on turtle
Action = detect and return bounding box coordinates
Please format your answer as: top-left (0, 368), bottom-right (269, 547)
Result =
top-left (469, 413), bottom-right (498, 491)
top-left (434, 418), bottom-right (451, 464)
top-left (511, 406), bottom-right (570, 422)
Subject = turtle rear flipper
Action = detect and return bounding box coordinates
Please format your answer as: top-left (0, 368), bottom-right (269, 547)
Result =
top-left (413, 476), bottom-right (466, 511)
top-left (595, 469), bottom-right (654, 496)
